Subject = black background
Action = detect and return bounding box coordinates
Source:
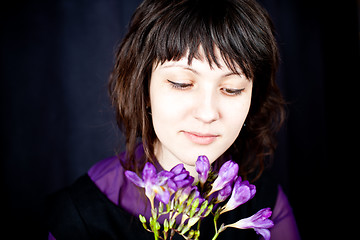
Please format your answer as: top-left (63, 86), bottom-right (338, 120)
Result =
top-left (1, 0), bottom-right (359, 239)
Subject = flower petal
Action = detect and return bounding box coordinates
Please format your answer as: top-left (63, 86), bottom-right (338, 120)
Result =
top-left (125, 170), bottom-right (145, 187)
top-left (220, 160), bottom-right (239, 180)
top-left (171, 167), bottom-right (194, 189)
top-left (177, 185), bottom-right (193, 203)
top-left (249, 183), bottom-right (256, 198)
top-left (175, 177), bottom-right (194, 188)
top-left (170, 164), bottom-right (185, 175)
top-left (255, 228), bottom-right (271, 240)
top-left (222, 178), bottom-right (252, 212)
top-left (167, 179), bottom-right (178, 192)
top-left (173, 172), bottom-right (189, 181)
top-left (210, 160), bottom-right (239, 194)
top-left (157, 170), bottom-right (174, 185)
top-left (154, 186), bottom-right (171, 204)
top-left (216, 183), bottom-right (232, 202)
top-left (142, 162), bottom-right (157, 182)
top-left (195, 155), bottom-right (210, 184)
top-left (250, 208), bottom-right (274, 228)
top-left (226, 208), bottom-right (274, 230)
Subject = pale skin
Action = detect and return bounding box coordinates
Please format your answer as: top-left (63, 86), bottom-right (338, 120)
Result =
top-left (149, 48), bottom-right (253, 180)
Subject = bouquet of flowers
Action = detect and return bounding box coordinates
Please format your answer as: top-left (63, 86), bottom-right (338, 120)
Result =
top-left (125, 156), bottom-right (273, 240)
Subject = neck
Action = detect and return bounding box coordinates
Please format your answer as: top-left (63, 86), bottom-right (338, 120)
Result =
top-left (154, 142), bottom-right (199, 182)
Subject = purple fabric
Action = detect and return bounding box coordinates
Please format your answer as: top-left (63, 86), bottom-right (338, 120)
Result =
top-left (88, 155), bottom-right (124, 205)
top-left (88, 160), bottom-right (154, 221)
top-left (269, 185), bottom-right (302, 240)
top-left (48, 232), bottom-right (56, 240)
top-left (49, 146), bottom-right (301, 239)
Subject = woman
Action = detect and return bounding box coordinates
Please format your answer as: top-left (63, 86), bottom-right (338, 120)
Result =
top-left (47, 0), bottom-right (301, 239)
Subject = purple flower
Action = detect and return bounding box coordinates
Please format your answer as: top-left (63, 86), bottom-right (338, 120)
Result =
top-left (125, 162), bottom-right (173, 207)
top-left (225, 208), bottom-right (274, 240)
top-left (208, 160), bottom-right (239, 196)
top-left (170, 163), bottom-right (186, 175)
top-left (220, 177), bottom-right (256, 214)
top-left (195, 155), bottom-right (210, 185)
top-left (216, 183), bottom-right (232, 203)
top-left (176, 185), bottom-right (194, 204)
top-left (168, 164), bottom-right (194, 192)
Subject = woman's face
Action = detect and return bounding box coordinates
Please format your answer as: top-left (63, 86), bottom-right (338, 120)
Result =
top-left (149, 50), bottom-right (252, 176)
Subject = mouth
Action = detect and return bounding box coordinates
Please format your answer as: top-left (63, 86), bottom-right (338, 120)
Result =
top-left (182, 131), bottom-right (220, 145)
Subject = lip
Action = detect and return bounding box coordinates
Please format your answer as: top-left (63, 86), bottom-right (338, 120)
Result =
top-left (182, 131), bottom-right (219, 145)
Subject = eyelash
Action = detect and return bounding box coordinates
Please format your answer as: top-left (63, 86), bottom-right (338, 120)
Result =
top-left (167, 80), bottom-right (244, 96)
top-left (221, 88), bottom-right (245, 96)
top-left (167, 80), bottom-right (193, 89)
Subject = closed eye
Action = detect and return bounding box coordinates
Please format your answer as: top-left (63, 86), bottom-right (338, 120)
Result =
top-left (167, 79), bottom-right (193, 89)
top-left (221, 88), bottom-right (245, 96)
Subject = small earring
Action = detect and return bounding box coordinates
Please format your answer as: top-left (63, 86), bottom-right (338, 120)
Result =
top-left (146, 106), bottom-right (152, 115)
top-left (243, 123), bottom-right (246, 127)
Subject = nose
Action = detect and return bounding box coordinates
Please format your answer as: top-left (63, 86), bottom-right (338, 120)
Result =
top-left (193, 89), bottom-right (220, 124)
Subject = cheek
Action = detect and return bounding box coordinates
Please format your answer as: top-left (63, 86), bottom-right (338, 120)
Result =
top-left (222, 99), bottom-right (251, 137)
top-left (151, 92), bottom-right (187, 122)
top-left (149, 86), bottom-right (190, 141)
top-left (231, 102), bottom-right (250, 123)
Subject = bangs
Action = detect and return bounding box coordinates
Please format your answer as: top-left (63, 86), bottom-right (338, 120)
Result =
top-left (140, 0), bottom-right (272, 80)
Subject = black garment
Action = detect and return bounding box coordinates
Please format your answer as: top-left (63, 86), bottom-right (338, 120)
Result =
top-left (46, 174), bottom-right (278, 240)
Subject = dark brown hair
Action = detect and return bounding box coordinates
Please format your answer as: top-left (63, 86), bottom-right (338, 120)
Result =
top-left (109, 0), bottom-right (285, 180)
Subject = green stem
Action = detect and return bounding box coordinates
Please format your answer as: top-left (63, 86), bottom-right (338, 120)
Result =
top-left (212, 223), bottom-right (226, 240)
top-left (212, 232), bottom-right (220, 240)
top-left (212, 208), bottom-right (223, 240)
top-left (196, 219), bottom-right (201, 231)
top-left (170, 229), bottom-right (175, 240)
top-left (213, 214), bottom-right (218, 239)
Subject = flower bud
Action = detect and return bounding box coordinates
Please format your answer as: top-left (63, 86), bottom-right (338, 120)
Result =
top-left (208, 160), bottom-right (238, 196)
top-left (195, 155), bottom-right (210, 185)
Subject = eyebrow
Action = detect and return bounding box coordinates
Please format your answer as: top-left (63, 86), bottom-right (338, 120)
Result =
top-left (223, 72), bottom-right (242, 78)
top-left (160, 63), bottom-right (242, 78)
top-left (161, 64), bottom-right (200, 75)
